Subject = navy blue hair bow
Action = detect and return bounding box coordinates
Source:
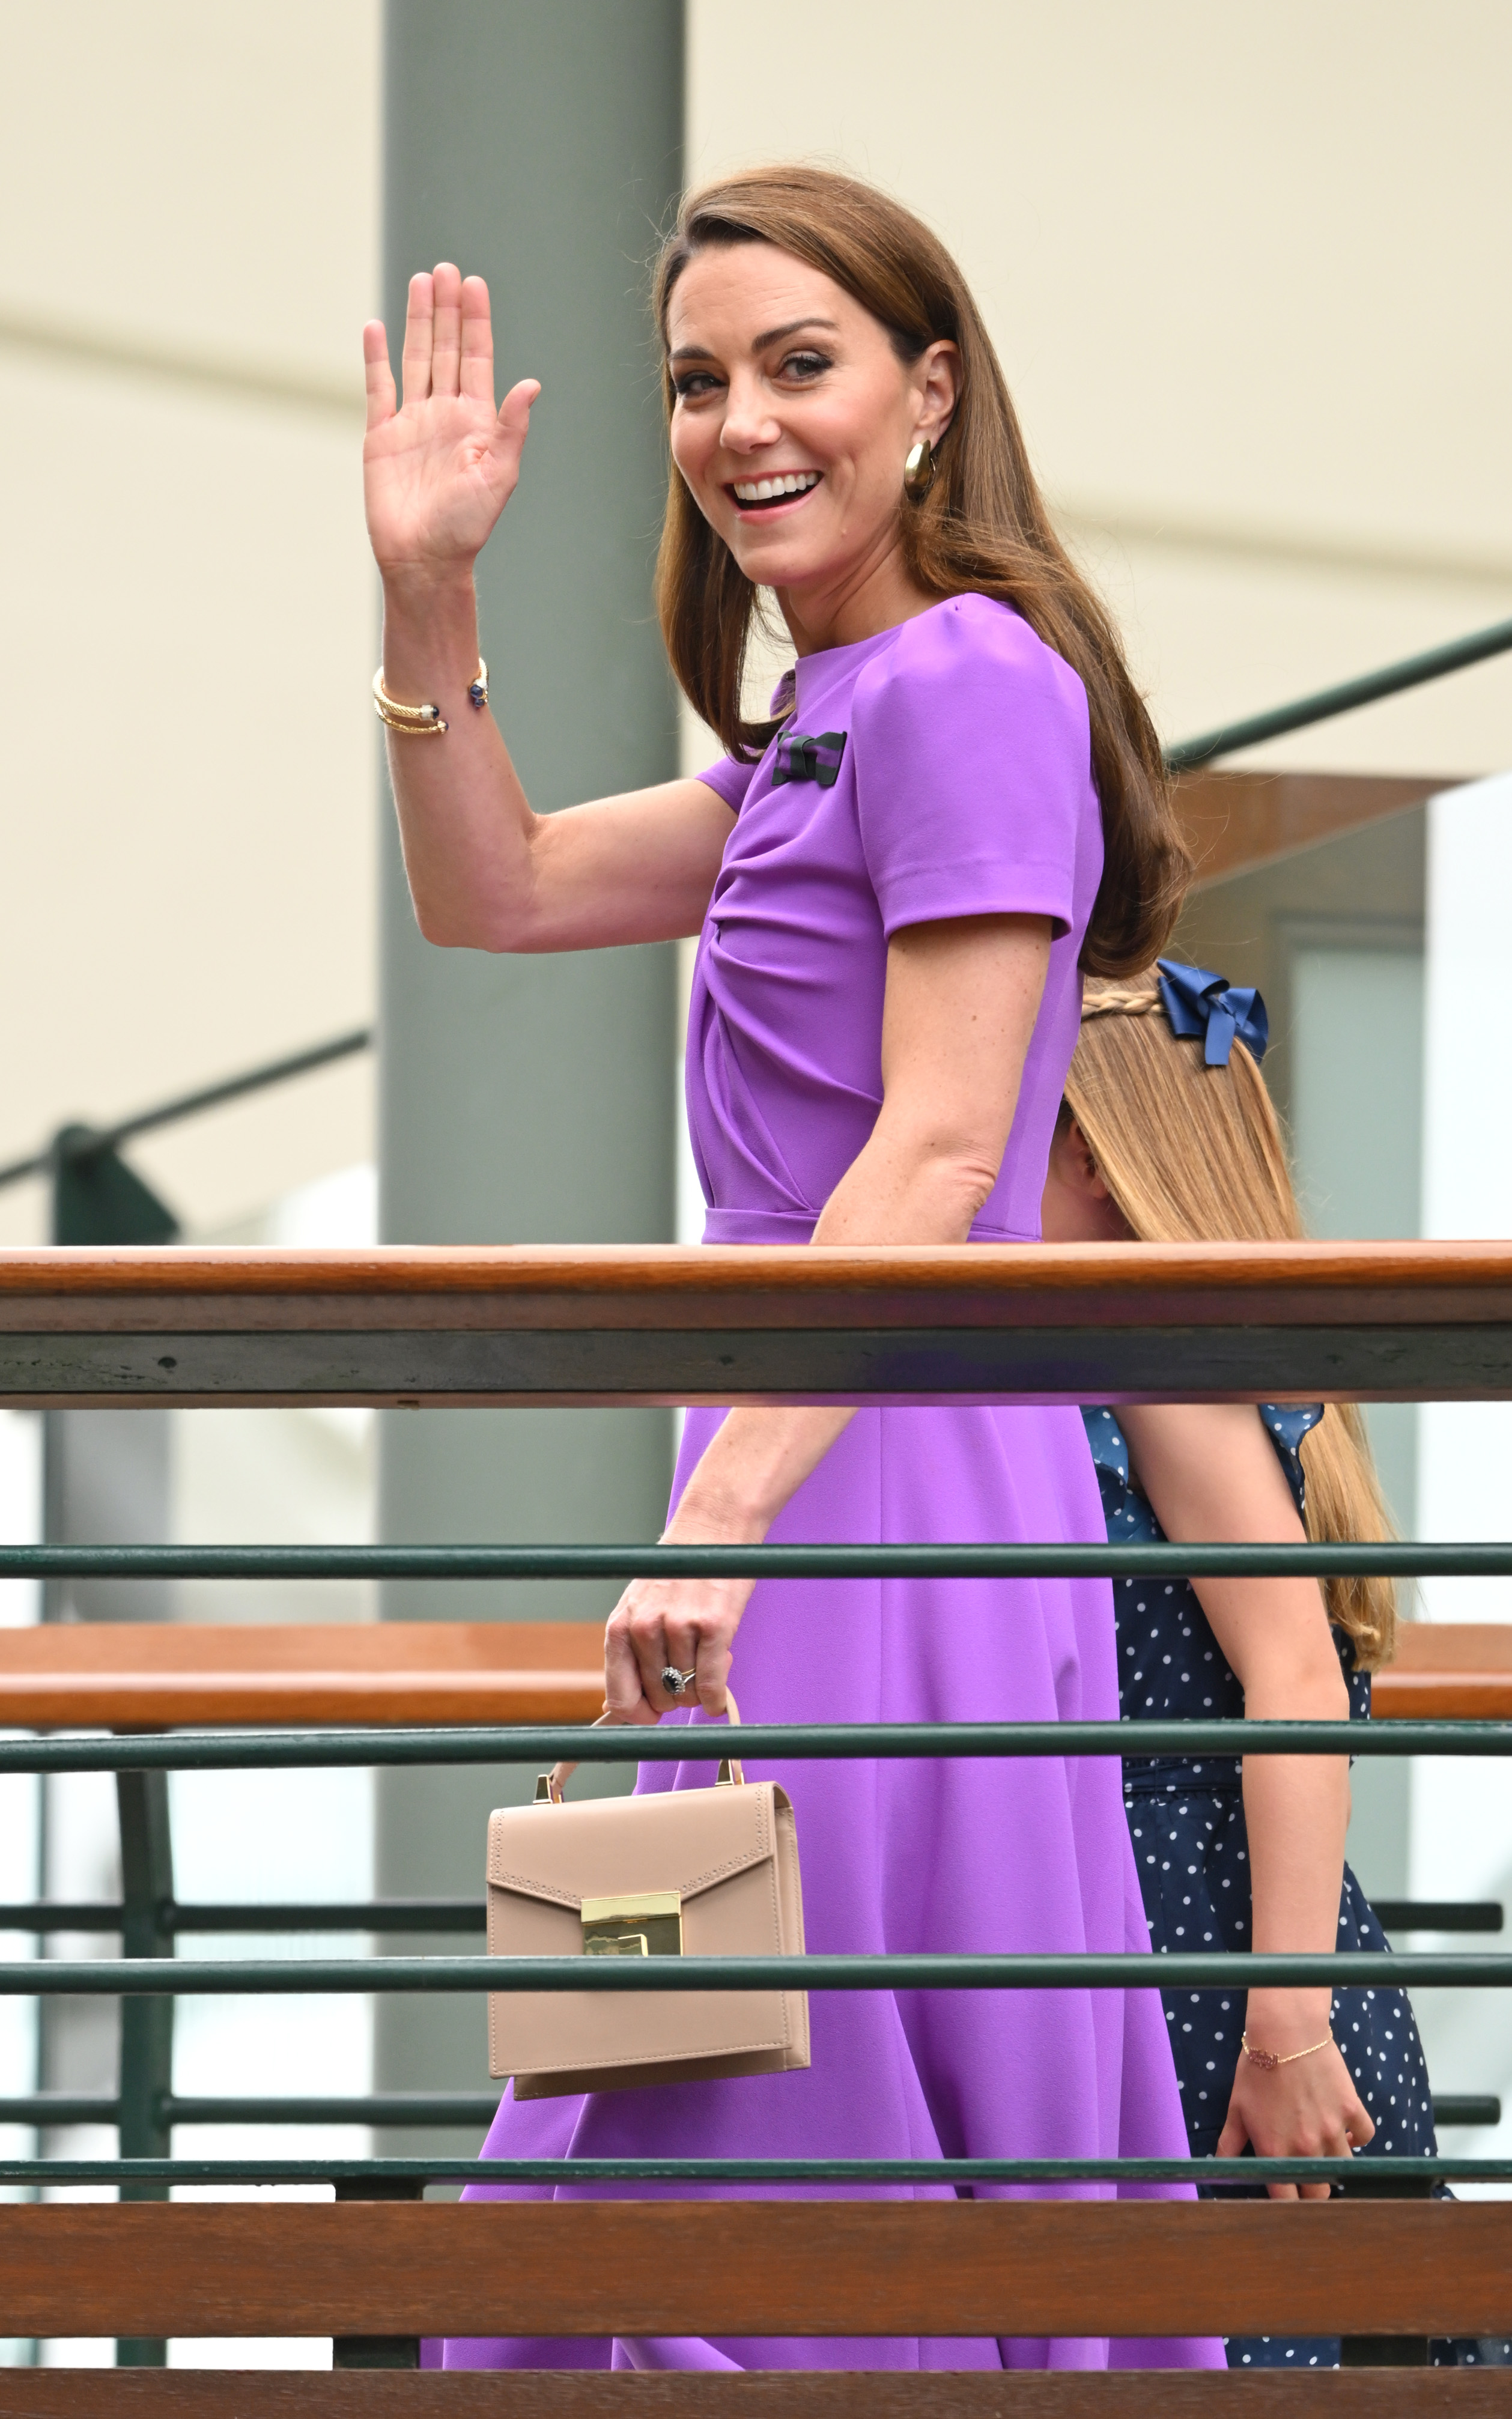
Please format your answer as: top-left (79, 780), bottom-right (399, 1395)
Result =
top-left (1156, 958), bottom-right (1268, 1067)
top-left (773, 729), bottom-right (846, 788)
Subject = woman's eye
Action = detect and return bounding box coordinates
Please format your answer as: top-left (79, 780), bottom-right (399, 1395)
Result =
top-left (780, 351), bottom-right (831, 381)
top-left (672, 370), bottom-right (721, 400)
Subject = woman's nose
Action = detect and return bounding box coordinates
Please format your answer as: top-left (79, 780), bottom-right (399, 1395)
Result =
top-left (718, 375), bottom-right (782, 455)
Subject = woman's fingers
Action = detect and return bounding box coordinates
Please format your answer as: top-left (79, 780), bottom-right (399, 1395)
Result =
top-left (695, 1630), bottom-right (732, 1718)
top-left (430, 260), bottom-right (464, 399)
top-left (495, 376), bottom-right (541, 454)
top-left (604, 1599), bottom-right (660, 1719)
top-left (362, 321), bottom-right (396, 431)
top-left (459, 275), bottom-right (496, 403)
top-left (399, 271), bottom-right (434, 407)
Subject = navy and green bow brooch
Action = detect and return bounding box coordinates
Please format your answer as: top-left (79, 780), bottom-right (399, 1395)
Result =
top-left (773, 729), bottom-right (847, 788)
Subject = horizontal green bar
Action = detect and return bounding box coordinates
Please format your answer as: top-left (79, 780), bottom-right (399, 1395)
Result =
top-left (0, 1900), bottom-right (486, 1935)
top-left (0, 1721), bottom-right (1503, 1778)
top-left (8, 1952), bottom-right (1511, 1994)
top-left (1164, 612), bottom-right (1512, 772)
top-left (2, 2155), bottom-right (1510, 2187)
top-left (165, 2093), bottom-right (502, 2127)
top-left (7, 1541), bottom-right (1512, 1579)
top-left (2, 1897), bottom-right (1498, 1939)
top-left (2, 2089), bottom-right (1488, 2132)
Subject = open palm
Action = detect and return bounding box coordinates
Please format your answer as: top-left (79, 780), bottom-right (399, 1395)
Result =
top-left (363, 263), bottom-right (538, 577)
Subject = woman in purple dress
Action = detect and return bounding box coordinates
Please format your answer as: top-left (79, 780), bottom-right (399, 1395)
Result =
top-left (362, 164), bottom-right (1218, 2375)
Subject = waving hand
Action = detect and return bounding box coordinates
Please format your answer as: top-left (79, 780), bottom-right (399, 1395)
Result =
top-left (363, 263), bottom-right (538, 579)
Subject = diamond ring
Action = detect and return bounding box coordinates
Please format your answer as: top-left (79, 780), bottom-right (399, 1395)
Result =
top-left (660, 1666), bottom-right (696, 1696)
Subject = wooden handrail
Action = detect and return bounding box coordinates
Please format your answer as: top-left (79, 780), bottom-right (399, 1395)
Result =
top-left (0, 1621), bottom-right (604, 1729)
top-left (4, 1241), bottom-right (1512, 1405)
top-left (3, 1237), bottom-right (1512, 1307)
top-left (0, 2200), bottom-right (1507, 2340)
top-left (1373, 1622), bottom-right (1512, 1720)
top-left (0, 2366), bottom-right (1501, 2411)
top-left (0, 1616), bottom-right (1498, 1730)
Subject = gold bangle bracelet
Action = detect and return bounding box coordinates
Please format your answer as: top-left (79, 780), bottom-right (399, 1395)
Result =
top-left (372, 658), bottom-right (488, 736)
top-left (1240, 2029), bottom-right (1334, 2072)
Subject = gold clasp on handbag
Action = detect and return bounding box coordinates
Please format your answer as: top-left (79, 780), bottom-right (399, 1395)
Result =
top-left (580, 1891), bottom-right (683, 1958)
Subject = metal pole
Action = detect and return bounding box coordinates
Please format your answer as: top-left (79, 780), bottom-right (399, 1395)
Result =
top-left (377, 0), bottom-right (684, 2145)
top-left (114, 1764), bottom-right (175, 2367)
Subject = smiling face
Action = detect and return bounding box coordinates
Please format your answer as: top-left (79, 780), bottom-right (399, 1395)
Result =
top-left (664, 240), bottom-right (958, 646)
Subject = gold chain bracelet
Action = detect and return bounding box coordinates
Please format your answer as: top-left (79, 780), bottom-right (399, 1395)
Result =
top-left (1240, 2029), bottom-right (1334, 2072)
top-left (372, 658), bottom-right (488, 736)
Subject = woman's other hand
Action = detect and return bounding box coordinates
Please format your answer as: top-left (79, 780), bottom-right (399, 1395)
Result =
top-left (547, 1552), bottom-right (754, 1795)
top-left (603, 1567), bottom-right (754, 1728)
top-left (363, 264), bottom-right (539, 580)
top-left (1217, 2031), bottom-right (1375, 2202)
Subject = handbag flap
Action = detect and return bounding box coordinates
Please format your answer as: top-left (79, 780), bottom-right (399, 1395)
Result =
top-left (488, 1780), bottom-right (780, 1911)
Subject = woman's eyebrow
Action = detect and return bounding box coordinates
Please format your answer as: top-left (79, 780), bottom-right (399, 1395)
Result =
top-left (668, 315), bottom-right (840, 366)
top-left (750, 315), bottom-right (840, 351)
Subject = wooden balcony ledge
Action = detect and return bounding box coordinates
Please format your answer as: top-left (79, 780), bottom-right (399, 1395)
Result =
top-left (4, 1240), bottom-right (1512, 1406)
top-left (0, 1618), bottom-right (1502, 1732)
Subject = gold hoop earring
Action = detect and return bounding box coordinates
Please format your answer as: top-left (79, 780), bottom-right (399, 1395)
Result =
top-left (903, 438), bottom-right (935, 502)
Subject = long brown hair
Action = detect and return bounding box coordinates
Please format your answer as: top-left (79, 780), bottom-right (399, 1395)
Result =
top-left (651, 165), bottom-right (1190, 977)
top-left (1064, 976), bottom-right (1395, 1665)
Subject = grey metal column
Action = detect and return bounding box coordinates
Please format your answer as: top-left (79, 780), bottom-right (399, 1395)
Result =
top-left (376, 1), bottom-right (683, 2134)
top-left (114, 1767), bottom-right (175, 2367)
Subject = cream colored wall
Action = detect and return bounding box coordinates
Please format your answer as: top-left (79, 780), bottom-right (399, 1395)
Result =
top-left (0, 0), bottom-right (380, 1243)
top-left (687, 0), bottom-right (1512, 774)
top-left (8, 4), bottom-right (1511, 1252)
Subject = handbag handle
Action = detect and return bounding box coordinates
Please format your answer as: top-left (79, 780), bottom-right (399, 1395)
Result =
top-left (535, 1687), bottom-right (742, 1804)
top-left (715, 1688), bottom-right (744, 1790)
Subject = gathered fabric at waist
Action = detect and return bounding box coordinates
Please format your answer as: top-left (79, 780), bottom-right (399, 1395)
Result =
top-left (700, 1208), bottom-right (1039, 1246)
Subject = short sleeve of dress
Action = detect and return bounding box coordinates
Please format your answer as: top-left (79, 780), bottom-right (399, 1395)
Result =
top-left (849, 594), bottom-right (1092, 941)
top-left (1259, 1401), bottom-right (1324, 1521)
top-left (696, 756), bottom-right (758, 815)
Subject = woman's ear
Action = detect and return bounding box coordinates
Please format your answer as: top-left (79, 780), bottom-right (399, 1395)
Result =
top-left (913, 339), bottom-right (960, 445)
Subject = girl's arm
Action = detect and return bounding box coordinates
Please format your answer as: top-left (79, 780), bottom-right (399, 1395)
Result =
top-left (594, 912), bottom-right (1052, 1729)
top-left (1116, 1401), bottom-right (1375, 2199)
top-left (365, 264), bottom-right (736, 952)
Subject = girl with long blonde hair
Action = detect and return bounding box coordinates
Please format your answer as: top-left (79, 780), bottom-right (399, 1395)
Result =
top-left (1042, 961), bottom-right (1445, 2373)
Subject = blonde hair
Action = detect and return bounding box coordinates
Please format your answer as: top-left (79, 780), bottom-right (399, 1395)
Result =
top-left (1065, 975), bottom-right (1396, 1666)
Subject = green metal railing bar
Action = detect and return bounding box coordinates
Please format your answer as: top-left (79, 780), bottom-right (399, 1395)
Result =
top-left (2, 2155), bottom-right (1509, 2188)
top-left (0, 1899), bottom-right (485, 1934)
top-left (0, 1721), bottom-right (1502, 1778)
top-left (1163, 610), bottom-right (1512, 772)
top-left (5, 1951), bottom-right (1510, 1994)
top-left (10, 1540), bottom-right (1512, 1580)
top-left (0, 2089), bottom-right (1496, 2131)
top-left (2, 1898), bottom-right (1499, 1936)
top-left (0, 1027), bottom-right (373, 1192)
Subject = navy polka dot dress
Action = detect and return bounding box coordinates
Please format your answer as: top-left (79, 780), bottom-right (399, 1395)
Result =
top-left (1083, 1402), bottom-right (1499, 2372)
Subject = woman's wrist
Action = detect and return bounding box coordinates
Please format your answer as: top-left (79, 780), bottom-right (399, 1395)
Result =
top-left (662, 1478), bottom-right (770, 1549)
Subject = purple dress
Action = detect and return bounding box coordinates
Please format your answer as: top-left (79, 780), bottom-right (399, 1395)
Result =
top-left (442, 595), bottom-right (1222, 2376)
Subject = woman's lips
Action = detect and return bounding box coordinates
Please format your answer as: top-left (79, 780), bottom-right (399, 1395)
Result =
top-left (726, 472), bottom-right (823, 518)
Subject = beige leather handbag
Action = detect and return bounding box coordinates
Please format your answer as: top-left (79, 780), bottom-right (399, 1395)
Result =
top-left (487, 1695), bottom-right (809, 2099)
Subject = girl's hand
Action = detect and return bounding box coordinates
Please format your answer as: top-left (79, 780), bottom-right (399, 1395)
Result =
top-left (363, 263), bottom-right (538, 580)
top-left (1217, 2034), bottom-right (1375, 2201)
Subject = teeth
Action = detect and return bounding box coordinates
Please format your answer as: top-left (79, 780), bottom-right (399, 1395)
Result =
top-left (733, 471), bottom-right (820, 503)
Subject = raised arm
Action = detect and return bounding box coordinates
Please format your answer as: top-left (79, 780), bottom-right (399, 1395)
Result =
top-left (363, 264), bottom-right (732, 952)
top-left (1116, 1401), bottom-right (1374, 2196)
